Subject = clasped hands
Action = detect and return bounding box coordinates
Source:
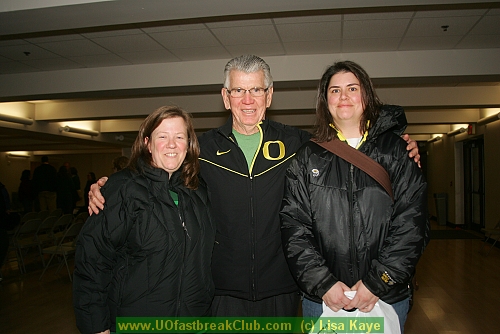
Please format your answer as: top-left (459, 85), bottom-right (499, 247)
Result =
top-left (322, 280), bottom-right (379, 313)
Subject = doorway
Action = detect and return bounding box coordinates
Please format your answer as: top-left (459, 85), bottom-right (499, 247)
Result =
top-left (463, 137), bottom-right (485, 231)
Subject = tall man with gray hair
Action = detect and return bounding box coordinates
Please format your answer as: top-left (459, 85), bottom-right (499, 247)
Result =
top-left (198, 55), bottom-right (310, 316)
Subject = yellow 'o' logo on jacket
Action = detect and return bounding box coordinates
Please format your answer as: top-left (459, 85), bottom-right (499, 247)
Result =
top-left (262, 141), bottom-right (285, 160)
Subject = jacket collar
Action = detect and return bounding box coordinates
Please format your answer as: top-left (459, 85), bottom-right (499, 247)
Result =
top-left (219, 115), bottom-right (234, 137)
top-left (329, 121), bottom-right (370, 150)
top-left (326, 105), bottom-right (406, 147)
top-left (219, 115), bottom-right (268, 139)
top-left (137, 158), bottom-right (182, 188)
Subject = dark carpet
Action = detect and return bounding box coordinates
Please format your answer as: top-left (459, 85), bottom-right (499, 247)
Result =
top-left (429, 229), bottom-right (483, 239)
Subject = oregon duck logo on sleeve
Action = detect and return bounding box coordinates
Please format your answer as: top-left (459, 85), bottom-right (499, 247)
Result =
top-left (262, 141), bottom-right (285, 160)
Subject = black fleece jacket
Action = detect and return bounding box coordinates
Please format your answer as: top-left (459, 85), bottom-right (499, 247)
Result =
top-left (198, 117), bottom-right (311, 301)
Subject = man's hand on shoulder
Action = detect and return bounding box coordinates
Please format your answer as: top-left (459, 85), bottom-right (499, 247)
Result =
top-left (402, 134), bottom-right (421, 168)
top-left (88, 176), bottom-right (108, 215)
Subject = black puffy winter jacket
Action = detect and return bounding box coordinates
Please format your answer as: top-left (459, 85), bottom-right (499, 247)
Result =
top-left (73, 159), bottom-right (215, 334)
top-left (280, 105), bottom-right (429, 305)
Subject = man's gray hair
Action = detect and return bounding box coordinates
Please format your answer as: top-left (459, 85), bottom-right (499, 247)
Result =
top-left (223, 55), bottom-right (273, 89)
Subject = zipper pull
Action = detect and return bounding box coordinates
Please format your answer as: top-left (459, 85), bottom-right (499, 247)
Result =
top-left (182, 221), bottom-right (191, 240)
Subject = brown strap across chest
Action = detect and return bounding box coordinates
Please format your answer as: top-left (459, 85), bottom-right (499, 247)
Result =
top-left (312, 138), bottom-right (394, 202)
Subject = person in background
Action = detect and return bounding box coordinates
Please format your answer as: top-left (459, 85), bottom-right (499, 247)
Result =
top-left (77, 172), bottom-right (97, 215)
top-left (83, 172), bottom-right (97, 209)
top-left (112, 155), bottom-right (129, 173)
top-left (280, 60), bottom-right (429, 333)
top-left (56, 165), bottom-right (77, 214)
top-left (0, 181), bottom-right (10, 213)
top-left (1, 180), bottom-right (20, 280)
top-left (70, 167), bottom-right (81, 208)
top-left (73, 106), bottom-right (215, 334)
top-left (88, 55), bottom-right (421, 318)
top-left (32, 155), bottom-right (57, 212)
top-left (18, 170), bottom-right (34, 214)
top-left (70, 167), bottom-right (81, 191)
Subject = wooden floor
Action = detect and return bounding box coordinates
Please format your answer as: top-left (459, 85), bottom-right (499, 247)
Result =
top-left (404, 223), bottom-right (500, 334)
top-left (1, 220), bottom-right (499, 334)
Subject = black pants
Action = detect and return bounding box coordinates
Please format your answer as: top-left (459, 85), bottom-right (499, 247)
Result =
top-left (211, 291), bottom-right (300, 317)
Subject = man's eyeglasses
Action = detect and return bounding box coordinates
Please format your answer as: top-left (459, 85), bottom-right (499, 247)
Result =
top-left (226, 87), bottom-right (268, 98)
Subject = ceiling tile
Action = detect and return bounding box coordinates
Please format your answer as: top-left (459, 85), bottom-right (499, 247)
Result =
top-left (276, 22), bottom-right (341, 42)
top-left (283, 40), bottom-right (341, 54)
top-left (399, 35), bottom-right (463, 50)
top-left (0, 61), bottom-right (38, 74)
top-left (92, 34), bottom-right (165, 53)
top-left (406, 16), bottom-right (482, 36)
top-left (37, 39), bottom-right (111, 57)
top-left (343, 19), bottom-right (409, 39)
top-left (487, 8), bottom-right (500, 15)
top-left (170, 46), bottom-right (230, 61)
top-left (342, 38), bottom-right (400, 52)
top-left (456, 34), bottom-right (500, 49)
top-left (0, 44), bottom-right (59, 60)
top-left (150, 29), bottom-right (220, 49)
top-left (69, 54), bottom-right (132, 67)
top-left (0, 39), bottom-right (29, 47)
top-left (226, 43), bottom-right (285, 57)
top-left (211, 25), bottom-right (279, 45)
top-left (118, 50), bottom-right (179, 64)
top-left (19, 57), bottom-right (83, 71)
top-left (469, 15), bottom-right (500, 35)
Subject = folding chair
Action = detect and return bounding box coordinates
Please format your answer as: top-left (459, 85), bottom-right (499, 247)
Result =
top-left (481, 219), bottom-right (500, 256)
top-left (37, 210), bottom-right (50, 221)
top-left (13, 218), bottom-right (43, 274)
top-left (47, 208), bottom-right (63, 219)
top-left (39, 222), bottom-right (84, 282)
top-left (4, 221), bottom-right (22, 274)
top-left (34, 216), bottom-right (59, 266)
top-left (72, 212), bottom-right (89, 225)
top-left (20, 212), bottom-right (38, 224)
top-left (51, 214), bottom-right (74, 243)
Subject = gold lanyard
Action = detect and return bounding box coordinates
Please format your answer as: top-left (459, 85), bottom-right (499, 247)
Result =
top-left (329, 121), bottom-right (369, 149)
